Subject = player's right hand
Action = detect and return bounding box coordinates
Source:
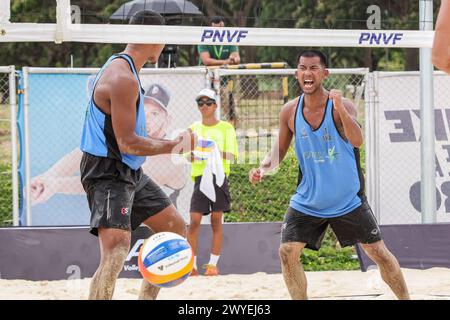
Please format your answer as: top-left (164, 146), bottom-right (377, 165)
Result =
top-left (249, 168), bottom-right (264, 185)
top-left (175, 128), bottom-right (197, 154)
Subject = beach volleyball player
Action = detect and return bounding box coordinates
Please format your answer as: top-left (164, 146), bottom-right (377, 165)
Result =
top-left (79, 10), bottom-right (195, 300)
top-left (249, 49), bottom-right (410, 300)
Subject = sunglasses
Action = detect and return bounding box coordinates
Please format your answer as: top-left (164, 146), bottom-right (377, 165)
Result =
top-left (197, 99), bottom-right (216, 107)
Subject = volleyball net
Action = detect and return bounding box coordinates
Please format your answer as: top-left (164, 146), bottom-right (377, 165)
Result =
top-left (0, 0), bottom-right (434, 47)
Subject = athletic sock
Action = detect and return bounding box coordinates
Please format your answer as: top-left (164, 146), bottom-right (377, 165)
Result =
top-left (208, 254), bottom-right (220, 266)
top-left (193, 256), bottom-right (198, 270)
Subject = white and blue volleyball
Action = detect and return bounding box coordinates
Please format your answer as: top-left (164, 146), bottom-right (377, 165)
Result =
top-left (138, 232), bottom-right (194, 288)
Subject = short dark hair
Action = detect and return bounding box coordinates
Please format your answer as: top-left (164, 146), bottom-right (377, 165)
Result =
top-left (210, 15), bottom-right (225, 24)
top-left (129, 10), bottom-right (165, 25)
top-left (296, 49), bottom-right (328, 67)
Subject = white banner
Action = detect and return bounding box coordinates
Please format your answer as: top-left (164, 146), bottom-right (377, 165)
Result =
top-left (0, 0), bottom-right (435, 48)
top-left (0, 23), bottom-right (434, 48)
top-left (376, 72), bottom-right (450, 224)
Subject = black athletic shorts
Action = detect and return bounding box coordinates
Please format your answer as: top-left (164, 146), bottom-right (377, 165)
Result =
top-left (281, 200), bottom-right (382, 250)
top-left (190, 175), bottom-right (231, 215)
top-left (80, 152), bottom-right (172, 236)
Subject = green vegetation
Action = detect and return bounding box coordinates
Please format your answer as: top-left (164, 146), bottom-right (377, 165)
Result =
top-left (0, 163), bottom-right (13, 226)
top-left (0, 105), bottom-right (13, 226)
top-left (0, 107), bottom-right (11, 159)
top-left (301, 230), bottom-right (360, 271)
top-left (227, 148), bottom-right (297, 222)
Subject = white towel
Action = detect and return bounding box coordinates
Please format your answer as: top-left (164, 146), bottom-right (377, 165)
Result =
top-left (199, 143), bottom-right (225, 202)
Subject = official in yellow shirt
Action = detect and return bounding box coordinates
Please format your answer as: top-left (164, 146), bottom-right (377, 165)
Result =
top-left (187, 88), bottom-right (238, 277)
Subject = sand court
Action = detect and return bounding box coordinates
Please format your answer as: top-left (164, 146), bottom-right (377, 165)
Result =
top-left (1, 268), bottom-right (449, 300)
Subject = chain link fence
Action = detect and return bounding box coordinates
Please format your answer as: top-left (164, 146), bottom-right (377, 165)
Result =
top-left (217, 68), bottom-right (369, 223)
top-left (0, 67), bottom-right (15, 226)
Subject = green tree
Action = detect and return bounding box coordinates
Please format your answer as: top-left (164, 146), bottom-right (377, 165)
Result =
top-left (256, 0), bottom-right (438, 71)
top-left (1, 1), bottom-right (127, 68)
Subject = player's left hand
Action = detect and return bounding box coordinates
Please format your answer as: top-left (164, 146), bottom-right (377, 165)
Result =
top-left (329, 89), bottom-right (345, 113)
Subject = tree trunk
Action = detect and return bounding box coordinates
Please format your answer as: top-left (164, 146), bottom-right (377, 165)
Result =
top-left (405, 48), bottom-right (419, 71)
top-left (363, 48), bottom-right (373, 71)
top-left (189, 45), bottom-right (198, 66)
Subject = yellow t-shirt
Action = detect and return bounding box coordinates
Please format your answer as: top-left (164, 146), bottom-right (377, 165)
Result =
top-left (189, 121), bottom-right (238, 178)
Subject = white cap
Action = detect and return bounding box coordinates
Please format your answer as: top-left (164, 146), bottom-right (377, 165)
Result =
top-left (195, 88), bottom-right (217, 101)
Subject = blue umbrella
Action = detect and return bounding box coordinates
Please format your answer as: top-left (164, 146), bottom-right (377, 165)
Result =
top-left (110, 0), bottom-right (203, 21)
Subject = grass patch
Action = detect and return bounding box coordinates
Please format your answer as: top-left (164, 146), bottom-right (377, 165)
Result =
top-left (227, 148), bottom-right (297, 222)
top-left (0, 163), bottom-right (13, 226)
top-left (0, 105), bottom-right (13, 226)
top-left (301, 229), bottom-right (360, 271)
top-left (0, 106), bottom-right (11, 163)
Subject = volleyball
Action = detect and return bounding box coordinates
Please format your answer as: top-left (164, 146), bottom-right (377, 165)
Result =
top-left (138, 232), bottom-right (194, 288)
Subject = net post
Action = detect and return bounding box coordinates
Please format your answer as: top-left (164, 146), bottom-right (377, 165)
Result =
top-left (22, 67), bottom-right (32, 226)
top-left (419, 0), bottom-right (436, 223)
top-left (9, 65), bottom-right (19, 226)
top-left (0, 0), bottom-right (10, 24)
top-left (56, 0), bottom-right (72, 43)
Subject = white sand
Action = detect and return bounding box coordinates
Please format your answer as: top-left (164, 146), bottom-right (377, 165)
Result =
top-left (1, 268), bottom-right (450, 300)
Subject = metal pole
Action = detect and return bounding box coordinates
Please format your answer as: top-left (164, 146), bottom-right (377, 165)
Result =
top-left (213, 68), bottom-right (221, 119)
top-left (205, 70), bottom-right (212, 89)
top-left (419, 0), bottom-right (436, 223)
top-left (371, 72), bottom-right (381, 222)
top-left (9, 66), bottom-right (19, 226)
top-left (364, 72), bottom-right (374, 216)
top-left (22, 67), bottom-right (32, 226)
top-left (55, 0), bottom-right (71, 44)
top-left (0, 0), bottom-right (10, 23)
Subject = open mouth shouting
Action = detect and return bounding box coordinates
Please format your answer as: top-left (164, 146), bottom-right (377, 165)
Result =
top-left (303, 79), bottom-right (314, 90)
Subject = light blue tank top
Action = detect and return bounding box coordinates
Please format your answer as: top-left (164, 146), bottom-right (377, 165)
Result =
top-left (290, 94), bottom-right (363, 218)
top-left (80, 54), bottom-right (147, 170)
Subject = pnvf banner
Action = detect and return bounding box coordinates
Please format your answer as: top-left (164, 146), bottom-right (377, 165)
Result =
top-left (376, 72), bottom-right (450, 224)
top-left (21, 69), bottom-right (206, 226)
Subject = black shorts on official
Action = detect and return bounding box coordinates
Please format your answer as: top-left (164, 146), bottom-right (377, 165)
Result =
top-left (80, 152), bottom-right (172, 236)
top-left (281, 201), bottom-right (382, 250)
top-left (190, 175), bottom-right (231, 215)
